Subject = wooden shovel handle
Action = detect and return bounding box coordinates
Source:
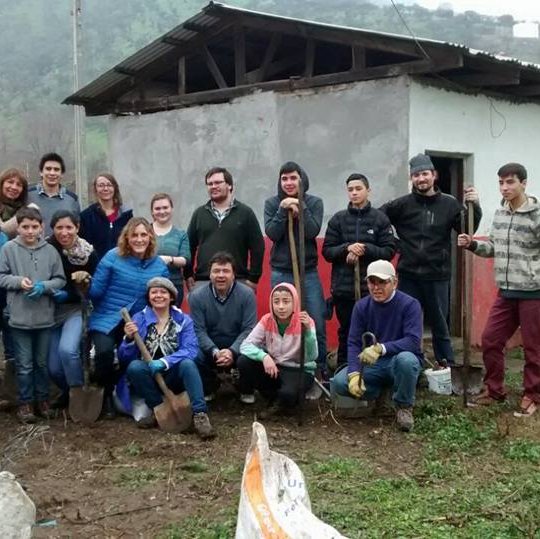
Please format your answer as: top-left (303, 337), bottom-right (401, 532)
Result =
top-left (288, 211), bottom-right (301, 304)
top-left (120, 308), bottom-right (172, 398)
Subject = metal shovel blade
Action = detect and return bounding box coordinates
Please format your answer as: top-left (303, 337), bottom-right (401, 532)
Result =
top-left (451, 365), bottom-right (484, 396)
top-left (154, 390), bottom-right (192, 433)
top-left (69, 385), bottom-right (104, 424)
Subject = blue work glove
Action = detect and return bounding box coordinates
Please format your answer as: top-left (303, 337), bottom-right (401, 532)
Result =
top-left (52, 290), bottom-right (69, 304)
top-left (148, 359), bottom-right (166, 377)
top-left (26, 281), bottom-right (45, 300)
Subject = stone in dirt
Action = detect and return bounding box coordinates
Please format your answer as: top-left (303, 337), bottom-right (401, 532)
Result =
top-left (0, 471), bottom-right (35, 539)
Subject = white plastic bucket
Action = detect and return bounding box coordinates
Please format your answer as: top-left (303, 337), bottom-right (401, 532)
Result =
top-left (424, 367), bottom-right (452, 395)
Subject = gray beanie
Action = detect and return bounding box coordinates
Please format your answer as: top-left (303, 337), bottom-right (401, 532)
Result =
top-left (147, 277), bottom-right (178, 300)
top-left (409, 154), bottom-right (435, 174)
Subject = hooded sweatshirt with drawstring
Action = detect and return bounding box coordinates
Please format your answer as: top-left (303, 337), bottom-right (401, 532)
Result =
top-left (240, 282), bottom-right (317, 373)
top-left (469, 195), bottom-right (540, 296)
top-left (264, 162), bottom-right (323, 272)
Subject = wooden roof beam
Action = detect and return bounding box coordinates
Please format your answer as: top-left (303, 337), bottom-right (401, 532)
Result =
top-left (203, 45), bottom-right (228, 89)
top-left (246, 54), bottom-right (303, 84)
top-left (235, 13), bottom-right (431, 59)
top-left (450, 70), bottom-right (521, 87)
top-left (256, 33), bottom-right (282, 83)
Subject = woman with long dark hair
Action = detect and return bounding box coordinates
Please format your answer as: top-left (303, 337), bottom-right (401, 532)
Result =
top-left (47, 210), bottom-right (98, 409)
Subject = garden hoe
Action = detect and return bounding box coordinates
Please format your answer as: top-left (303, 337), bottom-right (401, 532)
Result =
top-left (69, 297), bottom-right (104, 424)
top-left (451, 202), bottom-right (483, 402)
top-left (120, 308), bottom-right (192, 433)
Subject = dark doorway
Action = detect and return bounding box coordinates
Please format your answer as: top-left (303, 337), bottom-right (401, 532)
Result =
top-left (427, 153), bottom-right (467, 337)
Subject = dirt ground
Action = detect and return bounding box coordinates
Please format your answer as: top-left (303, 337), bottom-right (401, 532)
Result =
top-left (0, 392), bottom-right (423, 538)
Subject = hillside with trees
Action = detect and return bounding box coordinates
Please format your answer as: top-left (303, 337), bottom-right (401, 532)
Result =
top-left (1, 0), bottom-right (538, 182)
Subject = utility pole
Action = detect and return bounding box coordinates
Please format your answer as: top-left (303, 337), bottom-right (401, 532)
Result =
top-left (72, 0), bottom-right (87, 206)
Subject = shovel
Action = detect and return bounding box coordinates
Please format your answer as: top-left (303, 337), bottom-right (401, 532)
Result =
top-left (452, 202), bottom-right (483, 401)
top-left (354, 260), bottom-right (361, 301)
top-left (120, 308), bottom-right (192, 433)
top-left (69, 297), bottom-right (104, 424)
top-left (287, 185), bottom-right (307, 424)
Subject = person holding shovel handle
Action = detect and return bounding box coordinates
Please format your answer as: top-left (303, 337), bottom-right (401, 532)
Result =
top-left (332, 260), bottom-right (423, 431)
top-left (117, 277), bottom-right (214, 437)
top-left (88, 217), bottom-right (168, 419)
top-left (458, 163), bottom-right (540, 417)
top-left (46, 210), bottom-right (98, 410)
top-left (264, 162), bottom-right (327, 382)
top-left (323, 173), bottom-right (395, 368)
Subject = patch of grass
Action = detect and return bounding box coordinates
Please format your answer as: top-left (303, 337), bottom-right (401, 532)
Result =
top-left (503, 439), bottom-right (540, 463)
top-left (115, 467), bottom-right (165, 489)
top-left (124, 441), bottom-right (143, 457)
top-left (179, 461), bottom-right (209, 473)
top-left (157, 509), bottom-right (237, 539)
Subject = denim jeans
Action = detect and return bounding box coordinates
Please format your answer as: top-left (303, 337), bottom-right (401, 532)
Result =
top-left (332, 352), bottom-right (421, 407)
top-left (1, 307), bottom-right (14, 360)
top-left (48, 312), bottom-right (84, 392)
top-left (11, 327), bottom-right (51, 403)
top-left (399, 277), bottom-right (454, 364)
top-left (271, 269), bottom-right (327, 369)
top-left (126, 358), bottom-right (207, 413)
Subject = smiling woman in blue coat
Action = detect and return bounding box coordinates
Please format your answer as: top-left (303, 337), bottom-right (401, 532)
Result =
top-left (88, 217), bottom-right (168, 419)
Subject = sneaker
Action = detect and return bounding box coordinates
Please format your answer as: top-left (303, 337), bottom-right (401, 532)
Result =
top-left (470, 389), bottom-right (503, 407)
top-left (193, 412), bottom-right (216, 439)
top-left (514, 396), bottom-right (538, 418)
top-left (136, 414), bottom-right (157, 429)
top-left (396, 407), bottom-right (414, 432)
top-left (240, 393), bottom-right (255, 404)
top-left (36, 400), bottom-right (55, 419)
top-left (305, 382), bottom-right (323, 401)
top-left (17, 404), bottom-right (37, 424)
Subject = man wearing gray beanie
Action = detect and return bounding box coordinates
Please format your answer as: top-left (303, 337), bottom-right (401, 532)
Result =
top-left (380, 154), bottom-right (482, 366)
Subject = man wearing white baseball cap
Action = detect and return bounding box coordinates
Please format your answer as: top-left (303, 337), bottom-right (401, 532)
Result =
top-left (332, 259), bottom-right (424, 431)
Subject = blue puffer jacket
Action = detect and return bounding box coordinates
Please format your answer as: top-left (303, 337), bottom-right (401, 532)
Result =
top-left (88, 248), bottom-right (168, 334)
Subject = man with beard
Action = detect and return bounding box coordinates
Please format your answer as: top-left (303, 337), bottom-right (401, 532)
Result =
top-left (186, 167), bottom-right (264, 292)
top-left (380, 154), bottom-right (481, 366)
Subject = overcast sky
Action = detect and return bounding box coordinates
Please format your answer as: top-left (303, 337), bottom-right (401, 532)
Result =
top-left (415, 0), bottom-right (540, 21)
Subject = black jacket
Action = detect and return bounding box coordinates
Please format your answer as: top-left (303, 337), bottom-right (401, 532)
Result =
top-left (264, 164), bottom-right (323, 272)
top-left (79, 203), bottom-right (133, 261)
top-left (380, 189), bottom-right (482, 280)
top-left (186, 199), bottom-right (264, 282)
top-left (322, 202), bottom-right (396, 297)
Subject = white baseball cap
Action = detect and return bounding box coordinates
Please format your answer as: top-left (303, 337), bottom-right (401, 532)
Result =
top-left (366, 260), bottom-right (396, 280)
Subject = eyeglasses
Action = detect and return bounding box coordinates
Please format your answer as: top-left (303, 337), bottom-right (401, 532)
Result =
top-left (96, 183), bottom-right (113, 189)
top-left (206, 180), bottom-right (225, 187)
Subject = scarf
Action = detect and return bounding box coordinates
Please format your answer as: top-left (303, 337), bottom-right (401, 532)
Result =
top-left (62, 237), bottom-right (94, 266)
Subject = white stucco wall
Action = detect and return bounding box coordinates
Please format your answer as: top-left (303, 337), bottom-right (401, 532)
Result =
top-left (108, 77), bottom-right (410, 233)
top-left (409, 81), bottom-right (540, 234)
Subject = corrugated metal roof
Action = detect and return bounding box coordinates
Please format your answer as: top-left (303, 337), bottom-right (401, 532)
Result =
top-left (64, 1), bottom-right (540, 108)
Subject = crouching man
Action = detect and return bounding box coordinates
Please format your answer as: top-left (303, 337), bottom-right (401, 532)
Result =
top-left (332, 260), bottom-right (423, 431)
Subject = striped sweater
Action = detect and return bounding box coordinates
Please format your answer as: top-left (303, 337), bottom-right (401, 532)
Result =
top-left (471, 196), bottom-right (540, 292)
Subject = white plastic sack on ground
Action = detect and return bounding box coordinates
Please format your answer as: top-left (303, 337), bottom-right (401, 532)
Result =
top-left (235, 422), bottom-right (348, 539)
top-left (0, 471), bottom-right (35, 539)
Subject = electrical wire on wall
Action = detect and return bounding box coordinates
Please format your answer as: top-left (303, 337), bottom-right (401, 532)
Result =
top-left (389, 0), bottom-right (508, 138)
